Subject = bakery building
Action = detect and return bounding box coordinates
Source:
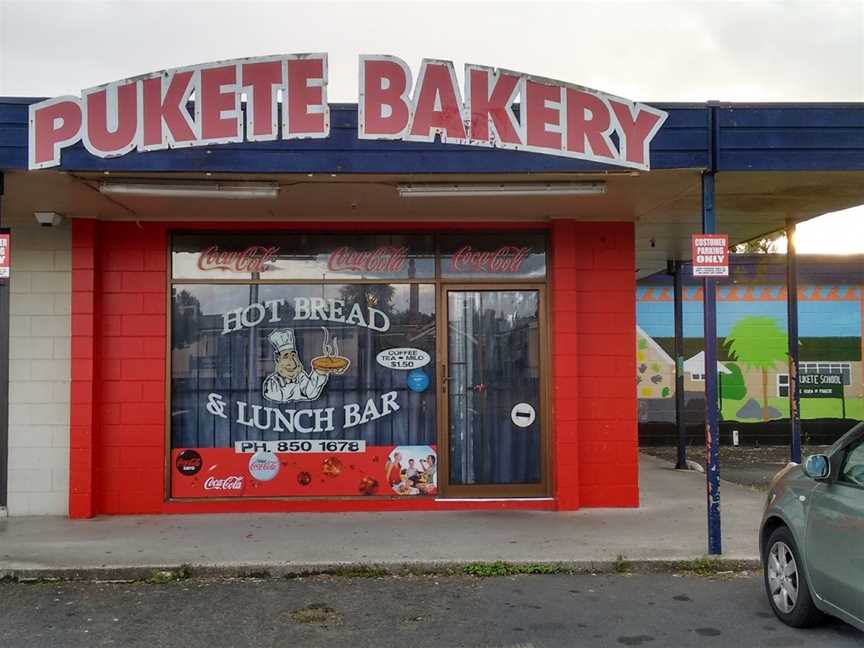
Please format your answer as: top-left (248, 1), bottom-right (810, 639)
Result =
top-left (0, 54), bottom-right (862, 517)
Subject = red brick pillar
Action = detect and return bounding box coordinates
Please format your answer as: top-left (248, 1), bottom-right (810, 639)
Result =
top-left (69, 219), bottom-right (99, 518)
top-left (97, 222), bottom-right (167, 513)
top-left (551, 220), bottom-right (639, 510)
top-left (550, 220), bottom-right (582, 510)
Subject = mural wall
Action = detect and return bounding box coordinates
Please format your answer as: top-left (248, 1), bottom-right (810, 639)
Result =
top-left (637, 254), bottom-right (863, 443)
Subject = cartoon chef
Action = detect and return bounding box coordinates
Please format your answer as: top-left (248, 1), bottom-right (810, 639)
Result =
top-left (262, 329), bottom-right (330, 403)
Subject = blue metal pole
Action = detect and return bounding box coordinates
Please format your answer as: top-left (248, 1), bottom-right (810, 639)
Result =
top-left (702, 169), bottom-right (722, 556)
top-left (673, 261), bottom-right (687, 469)
top-left (786, 219), bottom-right (802, 463)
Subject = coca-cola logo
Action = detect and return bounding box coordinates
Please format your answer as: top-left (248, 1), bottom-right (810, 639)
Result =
top-left (328, 246), bottom-right (408, 274)
top-left (203, 475), bottom-right (244, 491)
top-left (248, 451), bottom-right (280, 482)
top-left (197, 245), bottom-right (279, 273)
top-left (175, 449), bottom-right (202, 476)
top-left (450, 245), bottom-right (531, 273)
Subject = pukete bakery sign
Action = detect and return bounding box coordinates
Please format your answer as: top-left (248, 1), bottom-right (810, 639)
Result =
top-left (28, 54), bottom-right (667, 170)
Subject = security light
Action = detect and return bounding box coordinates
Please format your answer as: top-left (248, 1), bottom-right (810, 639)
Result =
top-left (34, 211), bottom-right (64, 227)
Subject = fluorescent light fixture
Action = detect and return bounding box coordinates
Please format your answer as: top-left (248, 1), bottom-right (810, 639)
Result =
top-left (397, 182), bottom-right (606, 198)
top-left (99, 182), bottom-right (279, 199)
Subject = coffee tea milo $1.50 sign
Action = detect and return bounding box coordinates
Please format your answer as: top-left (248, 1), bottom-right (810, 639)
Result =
top-left (376, 347), bottom-right (431, 370)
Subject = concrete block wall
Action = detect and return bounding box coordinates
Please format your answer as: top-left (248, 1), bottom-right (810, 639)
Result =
top-left (6, 211), bottom-right (71, 515)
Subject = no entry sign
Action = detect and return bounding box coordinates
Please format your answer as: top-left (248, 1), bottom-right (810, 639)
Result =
top-left (691, 234), bottom-right (729, 277)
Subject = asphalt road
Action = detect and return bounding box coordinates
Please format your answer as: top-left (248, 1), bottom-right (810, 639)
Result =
top-left (1, 573), bottom-right (861, 647)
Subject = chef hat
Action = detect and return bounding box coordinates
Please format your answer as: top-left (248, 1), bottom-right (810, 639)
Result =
top-left (269, 329), bottom-right (296, 354)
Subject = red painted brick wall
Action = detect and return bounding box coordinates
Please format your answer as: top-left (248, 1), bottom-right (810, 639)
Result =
top-left (93, 221), bottom-right (168, 514)
top-left (70, 219), bottom-right (637, 516)
top-left (550, 221), bottom-right (638, 509)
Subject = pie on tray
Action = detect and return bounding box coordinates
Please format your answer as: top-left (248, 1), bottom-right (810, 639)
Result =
top-left (311, 355), bottom-right (350, 372)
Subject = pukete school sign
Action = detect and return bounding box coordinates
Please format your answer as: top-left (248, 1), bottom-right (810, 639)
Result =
top-left (28, 54), bottom-right (667, 171)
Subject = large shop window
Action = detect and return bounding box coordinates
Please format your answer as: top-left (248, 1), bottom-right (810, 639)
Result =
top-left (169, 232), bottom-right (546, 500)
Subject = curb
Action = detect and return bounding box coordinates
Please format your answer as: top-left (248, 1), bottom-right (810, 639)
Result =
top-left (0, 557), bottom-right (762, 583)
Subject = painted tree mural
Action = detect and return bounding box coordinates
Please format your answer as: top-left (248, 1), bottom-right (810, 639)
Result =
top-left (719, 362), bottom-right (747, 401)
top-left (724, 316), bottom-right (788, 421)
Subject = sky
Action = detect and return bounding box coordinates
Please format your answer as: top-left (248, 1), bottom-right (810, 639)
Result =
top-left (777, 207), bottom-right (864, 255)
top-left (0, 0), bottom-right (862, 251)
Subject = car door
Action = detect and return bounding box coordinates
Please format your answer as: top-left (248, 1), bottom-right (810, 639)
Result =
top-left (804, 437), bottom-right (864, 622)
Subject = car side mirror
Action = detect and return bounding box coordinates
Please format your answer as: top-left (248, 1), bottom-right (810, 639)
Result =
top-left (804, 454), bottom-right (830, 481)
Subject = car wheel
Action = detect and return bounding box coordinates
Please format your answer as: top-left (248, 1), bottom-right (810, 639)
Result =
top-left (763, 526), bottom-right (824, 628)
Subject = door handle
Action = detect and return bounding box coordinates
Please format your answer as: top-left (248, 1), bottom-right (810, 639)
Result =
top-left (442, 363), bottom-right (457, 381)
top-left (442, 364), bottom-right (457, 393)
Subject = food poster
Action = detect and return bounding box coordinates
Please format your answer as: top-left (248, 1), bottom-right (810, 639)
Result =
top-left (170, 281), bottom-right (438, 498)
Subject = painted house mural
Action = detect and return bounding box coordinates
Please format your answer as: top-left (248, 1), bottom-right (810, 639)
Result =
top-left (637, 254), bottom-right (863, 443)
top-left (683, 350), bottom-right (731, 390)
top-left (636, 326), bottom-right (675, 400)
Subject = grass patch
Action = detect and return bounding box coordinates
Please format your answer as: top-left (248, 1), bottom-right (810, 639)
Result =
top-left (238, 569), bottom-right (271, 579)
top-left (144, 565), bottom-right (192, 584)
top-left (612, 555), bottom-right (632, 574)
top-left (2, 558), bottom-right (762, 585)
top-left (720, 397), bottom-right (863, 422)
top-left (283, 565), bottom-right (442, 580)
top-left (463, 561), bottom-right (561, 577)
top-left (332, 565), bottom-right (390, 578)
top-left (673, 556), bottom-right (746, 578)
top-left (290, 603), bottom-right (340, 625)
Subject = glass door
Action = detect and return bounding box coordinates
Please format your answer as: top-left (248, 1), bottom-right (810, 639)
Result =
top-left (442, 287), bottom-right (547, 497)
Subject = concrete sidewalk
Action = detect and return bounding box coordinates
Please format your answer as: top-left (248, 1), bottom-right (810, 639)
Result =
top-left (0, 455), bottom-right (766, 579)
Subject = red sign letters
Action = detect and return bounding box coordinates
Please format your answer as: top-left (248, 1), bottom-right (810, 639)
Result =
top-left (359, 57), bottom-right (666, 170)
top-left (197, 245), bottom-right (280, 273)
top-left (328, 245), bottom-right (408, 273)
top-left (450, 245), bottom-right (530, 273)
top-left (29, 55), bottom-right (667, 171)
top-left (29, 54), bottom-right (330, 169)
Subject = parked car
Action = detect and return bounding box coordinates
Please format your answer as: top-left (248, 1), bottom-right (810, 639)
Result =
top-left (760, 421), bottom-right (864, 630)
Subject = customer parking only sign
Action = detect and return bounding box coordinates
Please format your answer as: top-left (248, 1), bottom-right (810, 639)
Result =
top-left (0, 232), bottom-right (10, 279)
top-left (691, 234), bottom-right (729, 277)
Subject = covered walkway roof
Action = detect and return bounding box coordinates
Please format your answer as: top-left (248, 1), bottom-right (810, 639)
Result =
top-left (1, 100), bottom-right (863, 276)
